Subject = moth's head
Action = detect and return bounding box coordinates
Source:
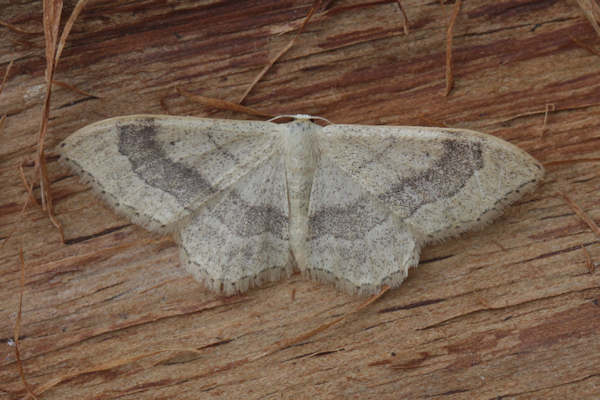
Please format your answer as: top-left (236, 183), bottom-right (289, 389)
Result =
top-left (291, 114), bottom-right (315, 121)
top-left (268, 114), bottom-right (332, 126)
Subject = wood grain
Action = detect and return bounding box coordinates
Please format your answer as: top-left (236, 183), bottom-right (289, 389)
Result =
top-left (1, 1), bottom-right (599, 399)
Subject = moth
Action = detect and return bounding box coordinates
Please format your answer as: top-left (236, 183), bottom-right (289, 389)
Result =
top-left (58, 115), bottom-right (544, 295)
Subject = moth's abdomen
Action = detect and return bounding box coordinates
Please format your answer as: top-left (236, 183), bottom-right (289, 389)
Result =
top-left (283, 120), bottom-right (320, 270)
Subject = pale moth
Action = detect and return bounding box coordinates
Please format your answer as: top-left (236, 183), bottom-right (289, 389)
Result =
top-left (58, 115), bottom-right (544, 295)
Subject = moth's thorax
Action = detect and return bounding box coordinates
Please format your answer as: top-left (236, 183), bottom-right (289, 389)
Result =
top-left (282, 119), bottom-right (320, 269)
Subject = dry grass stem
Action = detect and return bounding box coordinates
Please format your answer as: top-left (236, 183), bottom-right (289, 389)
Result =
top-left (543, 158), bottom-right (600, 167)
top-left (0, 20), bottom-right (43, 35)
top-left (325, 0), bottom-right (399, 16)
top-left (57, 237), bottom-right (172, 268)
top-left (0, 114), bottom-right (6, 135)
top-left (238, 0), bottom-right (321, 104)
top-left (29, 318), bottom-right (374, 398)
top-left (19, 162), bottom-right (40, 207)
top-left (41, 155), bottom-right (65, 242)
top-left (492, 239), bottom-right (508, 252)
top-left (177, 87), bottom-right (274, 118)
top-left (569, 35), bottom-right (600, 57)
top-left (239, 0), bottom-right (409, 103)
top-left (54, 0), bottom-right (90, 69)
top-left (27, 349), bottom-right (201, 399)
top-left (15, 249), bottom-right (39, 400)
top-left (581, 245), bottom-right (595, 274)
top-left (445, 0), bottom-right (462, 96)
top-left (256, 285), bottom-right (390, 359)
top-left (0, 184), bottom-right (38, 250)
top-left (0, 60), bottom-right (12, 135)
top-left (561, 193), bottom-right (600, 238)
top-left (486, 101), bottom-right (600, 127)
top-left (391, 351), bottom-right (430, 370)
top-left (395, 0), bottom-right (410, 34)
top-left (35, 0), bottom-right (63, 217)
top-left (539, 103), bottom-right (555, 136)
top-left (575, 0), bottom-right (600, 36)
top-left (0, 60), bottom-right (14, 96)
top-left (53, 79), bottom-right (99, 98)
top-left (32, 0), bottom-right (88, 243)
top-left (321, 0), bottom-right (336, 9)
top-left (238, 39), bottom-right (297, 105)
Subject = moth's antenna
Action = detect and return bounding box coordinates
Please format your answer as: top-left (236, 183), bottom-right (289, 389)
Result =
top-left (268, 114), bottom-right (333, 125)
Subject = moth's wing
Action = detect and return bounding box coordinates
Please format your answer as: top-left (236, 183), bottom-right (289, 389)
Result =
top-left (306, 154), bottom-right (420, 295)
top-left (59, 115), bottom-right (284, 232)
top-left (177, 145), bottom-right (291, 295)
top-left (320, 124), bottom-right (544, 243)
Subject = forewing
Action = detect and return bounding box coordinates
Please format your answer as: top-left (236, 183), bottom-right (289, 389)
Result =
top-left (177, 146), bottom-right (291, 295)
top-left (59, 115), bottom-right (283, 231)
top-left (306, 155), bottom-right (420, 295)
top-left (320, 124), bottom-right (544, 242)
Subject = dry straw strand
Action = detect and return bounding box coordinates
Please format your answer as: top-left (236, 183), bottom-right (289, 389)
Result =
top-left (575, 0), bottom-right (600, 36)
top-left (445, 0), bottom-right (462, 96)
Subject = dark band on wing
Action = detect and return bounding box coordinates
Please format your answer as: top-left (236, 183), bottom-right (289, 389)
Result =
top-left (308, 138), bottom-right (483, 239)
top-left (379, 138), bottom-right (483, 215)
top-left (309, 195), bottom-right (388, 240)
top-left (211, 190), bottom-right (288, 240)
top-left (117, 118), bottom-right (215, 205)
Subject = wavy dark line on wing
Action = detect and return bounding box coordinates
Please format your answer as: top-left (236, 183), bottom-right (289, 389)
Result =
top-left (378, 139), bottom-right (483, 215)
top-left (117, 118), bottom-right (216, 206)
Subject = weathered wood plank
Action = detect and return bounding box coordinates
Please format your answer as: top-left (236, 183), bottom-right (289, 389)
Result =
top-left (1, 1), bottom-right (599, 399)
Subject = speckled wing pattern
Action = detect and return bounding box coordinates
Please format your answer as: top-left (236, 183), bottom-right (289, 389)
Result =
top-left (307, 124), bottom-right (543, 293)
top-left (59, 115), bottom-right (292, 294)
top-left (306, 155), bottom-right (420, 295)
top-left (59, 116), bottom-right (283, 231)
top-left (59, 115), bottom-right (544, 296)
top-left (317, 124), bottom-right (543, 241)
top-left (178, 147), bottom-right (291, 294)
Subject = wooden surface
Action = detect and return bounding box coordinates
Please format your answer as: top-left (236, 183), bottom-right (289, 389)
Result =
top-left (1, 1), bottom-right (600, 399)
